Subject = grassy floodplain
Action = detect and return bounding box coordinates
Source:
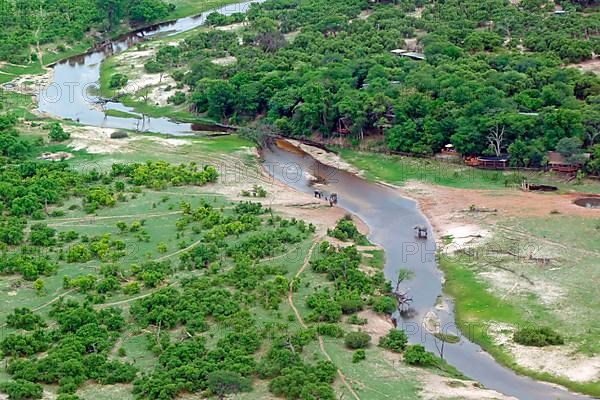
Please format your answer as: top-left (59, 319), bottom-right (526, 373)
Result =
top-left (337, 147), bottom-right (600, 397)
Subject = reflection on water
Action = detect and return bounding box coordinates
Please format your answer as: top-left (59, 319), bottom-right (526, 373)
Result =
top-left (262, 140), bottom-right (592, 400)
top-left (37, 0), bottom-right (266, 135)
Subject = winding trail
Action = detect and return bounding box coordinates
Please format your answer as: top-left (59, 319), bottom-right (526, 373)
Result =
top-left (288, 237), bottom-right (361, 400)
top-left (32, 289), bottom-right (76, 312)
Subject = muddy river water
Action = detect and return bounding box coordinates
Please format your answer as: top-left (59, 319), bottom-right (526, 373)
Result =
top-left (32, 1), bottom-right (594, 399)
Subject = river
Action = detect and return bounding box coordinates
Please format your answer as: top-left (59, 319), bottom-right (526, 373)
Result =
top-left (29, 1), bottom-right (595, 399)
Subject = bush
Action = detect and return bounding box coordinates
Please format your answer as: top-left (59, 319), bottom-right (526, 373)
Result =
top-left (372, 296), bottom-right (397, 314)
top-left (110, 131), bottom-right (129, 139)
top-left (513, 326), bottom-right (564, 347)
top-left (403, 344), bottom-right (436, 366)
top-left (167, 91), bottom-right (186, 105)
top-left (348, 314), bottom-right (367, 325)
top-left (328, 216), bottom-right (366, 243)
top-left (352, 349), bottom-right (366, 363)
top-left (47, 122), bottom-right (70, 142)
top-left (6, 308), bottom-right (46, 331)
top-left (0, 379), bottom-right (43, 400)
top-left (109, 74), bottom-right (128, 89)
top-left (316, 323), bottom-right (344, 338)
top-left (344, 331), bottom-right (371, 349)
top-left (144, 60), bottom-right (165, 73)
top-left (378, 329), bottom-right (408, 353)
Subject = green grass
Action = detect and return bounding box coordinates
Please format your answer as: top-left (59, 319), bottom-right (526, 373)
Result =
top-left (53, 132), bottom-right (253, 176)
top-left (338, 148), bottom-right (600, 192)
top-left (118, 334), bottom-right (157, 373)
top-left (166, 0), bottom-right (244, 19)
top-left (41, 42), bottom-right (94, 66)
top-left (0, 63), bottom-right (45, 77)
top-left (105, 109), bottom-right (142, 119)
top-left (77, 383), bottom-right (134, 400)
top-left (320, 339), bottom-right (422, 399)
top-left (0, 90), bottom-right (38, 119)
top-left (363, 249), bottom-right (385, 270)
top-left (120, 94), bottom-right (216, 124)
top-left (99, 56), bottom-right (119, 99)
top-left (439, 255), bottom-right (600, 397)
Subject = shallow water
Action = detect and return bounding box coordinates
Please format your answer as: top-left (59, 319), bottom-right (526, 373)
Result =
top-left (262, 141), bottom-right (594, 400)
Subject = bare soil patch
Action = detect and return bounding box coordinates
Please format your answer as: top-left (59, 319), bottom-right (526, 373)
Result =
top-left (569, 58), bottom-right (600, 75)
top-left (65, 125), bottom-right (188, 154)
top-left (112, 46), bottom-right (186, 106)
top-left (38, 151), bottom-right (74, 161)
top-left (419, 372), bottom-right (517, 400)
top-left (211, 55), bottom-right (237, 66)
top-left (2, 67), bottom-right (54, 96)
top-left (352, 309), bottom-right (394, 342)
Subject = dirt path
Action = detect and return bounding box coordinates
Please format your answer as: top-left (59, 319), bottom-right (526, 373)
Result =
top-left (288, 237), bottom-right (361, 400)
top-left (47, 211), bottom-right (182, 225)
top-left (32, 288), bottom-right (76, 312)
top-left (156, 238), bottom-right (203, 262)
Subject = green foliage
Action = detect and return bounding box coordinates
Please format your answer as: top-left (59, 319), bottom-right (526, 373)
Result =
top-left (556, 137), bottom-right (586, 164)
top-left (111, 161), bottom-right (218, 188)
top-left (47, 123), bottom-right (70, 142)
top-left (268, 360), bottom-right (336, 400)
top-left (0, 380), bottom-right (43, 400)
top-left (378, 329), bottom-right (408, 353)
top-left (0, 252), bottom-right (59, 281)
top-left (0, 331), bottom-right (50, 357)
top-left (306, 289), bottom-right (342, 322)
top-left (109, 73), bottom-right (129, 89)
top-left (352, 349), bottom-right (366, 363)
top-left (167, 91), bottom-right (186, 105)
top-left (207, 370), bottom-right (252, 399)
top-left (513, 326), bottom-right (564, 347)
top-left (328, 216), bottom-right (366, 243)
top-left (139, 0), bottom-right (600, 163)
top-left (6, 308), bottom-right (46, 331)
top-left (129, 0), bottom-right (173, 23)
top-left (347, 314), bottom-right (367, 325)
top-left (344, 331), bottom-right (371, 349)
top-left (316, 324), bottom-right (344, 338)
top-left (372, 296), bottom-right (397, 315)
top-left (29, 224), bottom-right (57, 246)
top-left (403, 344), bottom-right (436, 366)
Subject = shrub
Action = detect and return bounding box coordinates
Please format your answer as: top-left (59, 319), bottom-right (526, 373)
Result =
top-left (6, 308), bottom-right (46, 331)
top-left (348, 314), bottom-right (367, 325)
top-left (344, 331), bottom-right (371, 349)
top-left (207, 370), bottom-right (252, 398)
top-left (352, 349), bottom-right (366, 363)
top-left (109, 74), bottom-right (128, 89)
top-left (110, 131), bottom-right (129, 139)
top-left (372, 296), bottom-right (397, 314)
top-left (47, 122), bottom-right (70, 142)
top-left (379, 329), bottom-right (408, 353)
top-left (0, 379), bottom-right (43, 400)
top-left (513, 326), bottom-right (564, 347)
top-left (316, 324), bottom-right (344, 338)
top-left (144, 60), bottom-right (165, 73)
top-left (328, 216), bottom-right (365, 243)
top-left (403, 344), bottom-right (436, 366)
top-left (167, 91), bottom-right (186, 105)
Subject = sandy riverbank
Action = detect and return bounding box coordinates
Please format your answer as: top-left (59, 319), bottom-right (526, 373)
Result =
top-left (280, 138), bottom-right (600, 388)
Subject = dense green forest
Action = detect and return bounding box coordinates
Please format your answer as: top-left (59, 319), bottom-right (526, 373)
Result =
top-left (0, 0), bottom-right (176, 64)
top-left (130, 0), bottom-right (600, 169)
